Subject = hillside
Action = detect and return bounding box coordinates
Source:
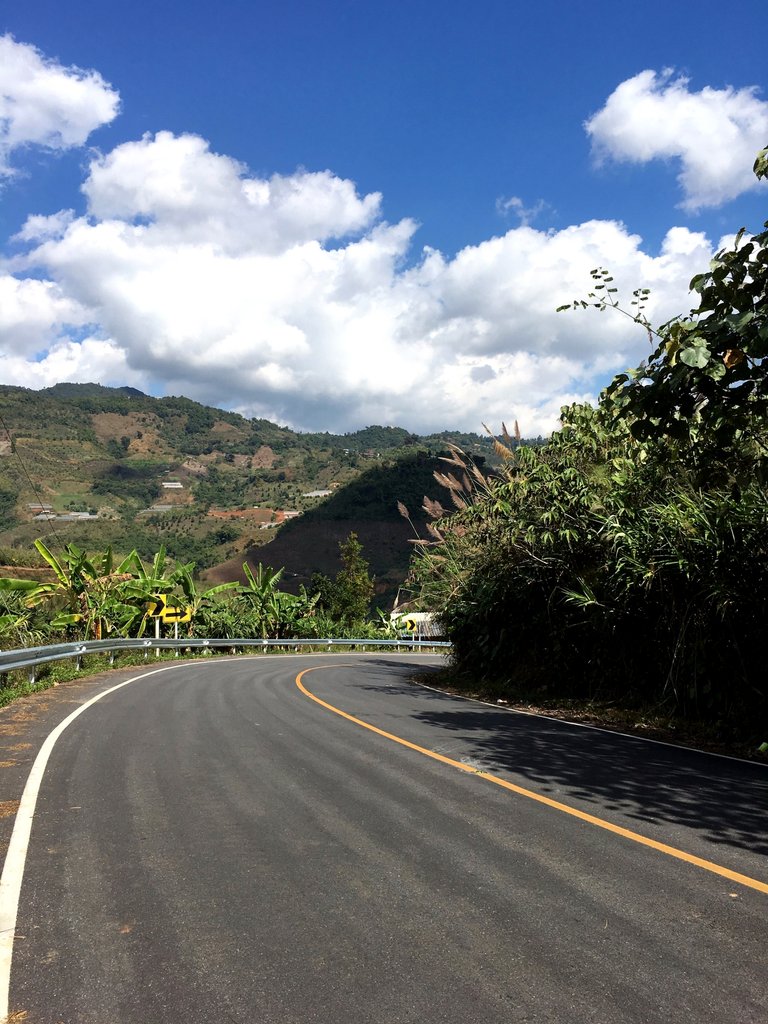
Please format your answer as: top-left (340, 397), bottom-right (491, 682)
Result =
top-left (204, 452), bottom-right (454, 607)
top-left (0, 383), bottom-right (500, 604)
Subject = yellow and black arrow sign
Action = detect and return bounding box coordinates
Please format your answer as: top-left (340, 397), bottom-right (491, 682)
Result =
top-left (162, 606), bottom-right (192, 624)
top-left (147, 594), bottom-right (168, 617)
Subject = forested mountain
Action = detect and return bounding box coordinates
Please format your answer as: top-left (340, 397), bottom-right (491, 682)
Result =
top-left (0, 382), bottom-right (499, 604)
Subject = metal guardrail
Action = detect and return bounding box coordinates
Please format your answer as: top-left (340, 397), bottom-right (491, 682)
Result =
top-left (0, 637), bottom-right (451, 683)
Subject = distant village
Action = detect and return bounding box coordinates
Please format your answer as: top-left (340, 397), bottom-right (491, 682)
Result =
top-left (27, 484), bottom-right (335, 527)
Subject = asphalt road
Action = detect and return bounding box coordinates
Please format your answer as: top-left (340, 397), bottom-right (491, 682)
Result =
top-left (4, 653), bottom-right (768, 1023)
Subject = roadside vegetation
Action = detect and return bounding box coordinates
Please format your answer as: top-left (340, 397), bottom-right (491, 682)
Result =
top-left (0, 530), bottom-right (385, 652)
top-left (0, 524), bottom-right (414, 700)
top-left (405, 153), bottom-right (768, 749)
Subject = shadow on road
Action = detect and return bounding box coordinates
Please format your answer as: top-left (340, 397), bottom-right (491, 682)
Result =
top-left (357, 667), bottom-right (768, 858)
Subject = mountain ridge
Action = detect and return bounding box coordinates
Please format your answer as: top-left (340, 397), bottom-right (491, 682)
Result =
top-left (0, 383), bottom-right (506, 605)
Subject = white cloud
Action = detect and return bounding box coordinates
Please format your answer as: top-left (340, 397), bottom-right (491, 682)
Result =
top-left (495, 195), bottom-right (550, 226)
top-left (0, 336), bottom-right (140, 390)
top-left (0, 274), bottom-right (88, 354)
top-left (83, 132), bottom-right (381, 253)
top-left (12, 209), bottom-right (75, 243)
top-left (8, 127), bottom-right (717, 437)
top-left (586, 69), bottom-right (768, 210)
top-left (0, 35), bottom-right (120, 177)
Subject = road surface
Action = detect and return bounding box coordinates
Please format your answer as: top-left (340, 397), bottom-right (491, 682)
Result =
top-left (1, 653), bottom-right (766, 1022)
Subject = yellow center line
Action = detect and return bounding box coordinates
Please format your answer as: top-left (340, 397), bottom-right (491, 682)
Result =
top-left (296, 665), bottom-right (768, 896)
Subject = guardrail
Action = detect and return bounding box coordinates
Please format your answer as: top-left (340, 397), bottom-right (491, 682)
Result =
top-left (0, 637), bottom-right (451, 684)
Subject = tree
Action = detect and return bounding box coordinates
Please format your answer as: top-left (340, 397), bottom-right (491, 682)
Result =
top-left (313, 533), bottom-right (374, 630)
top-left (602, 216), bottom-right (768, 485)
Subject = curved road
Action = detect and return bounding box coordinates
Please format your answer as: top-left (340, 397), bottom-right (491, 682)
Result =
top-left (2, 653), bottom-right (767, 1022)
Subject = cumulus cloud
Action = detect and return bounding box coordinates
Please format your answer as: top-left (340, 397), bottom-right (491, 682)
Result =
top-left (83, 132), bottom-right (382, 253)
top-left (0, 35), bottom-right (120, 177)
top-left (0, 274), bottom-right (88, 354)
top-left (7, 126), bottom-right (717, 437)
top-left (586, 70), bottom-right (768, 210)
top-left (0, 335), bottom-right (141, 391)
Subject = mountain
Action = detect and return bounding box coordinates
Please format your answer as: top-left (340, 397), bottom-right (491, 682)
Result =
top-left (0, 383), bottom-right (498, 605)
top-left (203, 451), bottom-right (457, 607)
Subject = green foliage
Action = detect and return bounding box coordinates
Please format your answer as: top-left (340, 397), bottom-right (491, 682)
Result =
top-left (0, 485), bottom-right (18, 530)
top-left (92, 461), bottom-right (165, 506)
top-left (311, 533), bottom-right (374, 629)
top-left (603, 220), bottom-right (768, 484)
top-left (0, 542), bottom-right (323, 644)
top-left (299, 424), bottom-right (418, 450)
top-left (410, 160), bottom-right (768, 730)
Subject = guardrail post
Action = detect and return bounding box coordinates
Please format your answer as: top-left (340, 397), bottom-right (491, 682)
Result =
top-left (28, 666), bottom-right (36, 684)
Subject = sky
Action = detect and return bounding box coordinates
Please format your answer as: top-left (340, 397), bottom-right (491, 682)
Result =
top-left (0, 0), bottom-right (767, 436)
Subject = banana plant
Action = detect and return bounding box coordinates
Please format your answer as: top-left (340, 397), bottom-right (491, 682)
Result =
top-left (173, 563), bottom-right (239, 635)
top-left (2, 541), bottom-right (138, 640)
top-left (271, 585), bottom-right (320, 638)
top-left (237, 563), bottom-right (285, 638)
top-left (115, 546), bottom-right (190, 635)
top-left (0, 585), bottom-right (45, 647)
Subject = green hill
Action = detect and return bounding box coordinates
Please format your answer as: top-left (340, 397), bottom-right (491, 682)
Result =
top-left (206, 451), bottom-right (462, 608)
top-left (0, 383), bottom-right (500, 603)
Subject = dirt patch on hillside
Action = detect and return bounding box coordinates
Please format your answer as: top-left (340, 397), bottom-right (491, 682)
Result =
top-left (0, 565), bottom-right (55, 581)
top-left (129, 428), bottom-right (172, 456)
top-left (91, 412), bottom-right (147, 441)
top-left (91, 412), bottom-right (173, 458)
top-left (210, 420), bottom-right (249, 439)
top-left (251, 446), bottom-right (277, 468)
top-left (207, 508), bottom-right (274, 522)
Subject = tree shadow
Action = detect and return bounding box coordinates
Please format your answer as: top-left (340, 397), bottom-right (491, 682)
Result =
top-left (357, 669), bottom-right (768, 858)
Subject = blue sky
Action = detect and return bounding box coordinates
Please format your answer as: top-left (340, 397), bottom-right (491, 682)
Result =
top-left (1, 0), bottom-right (766, 434)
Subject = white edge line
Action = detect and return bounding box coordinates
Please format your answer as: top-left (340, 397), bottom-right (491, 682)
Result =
top-left (0, 649), bottom-right (404, 1018)
top-left (0, 661), bottom-right (210, 1022)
